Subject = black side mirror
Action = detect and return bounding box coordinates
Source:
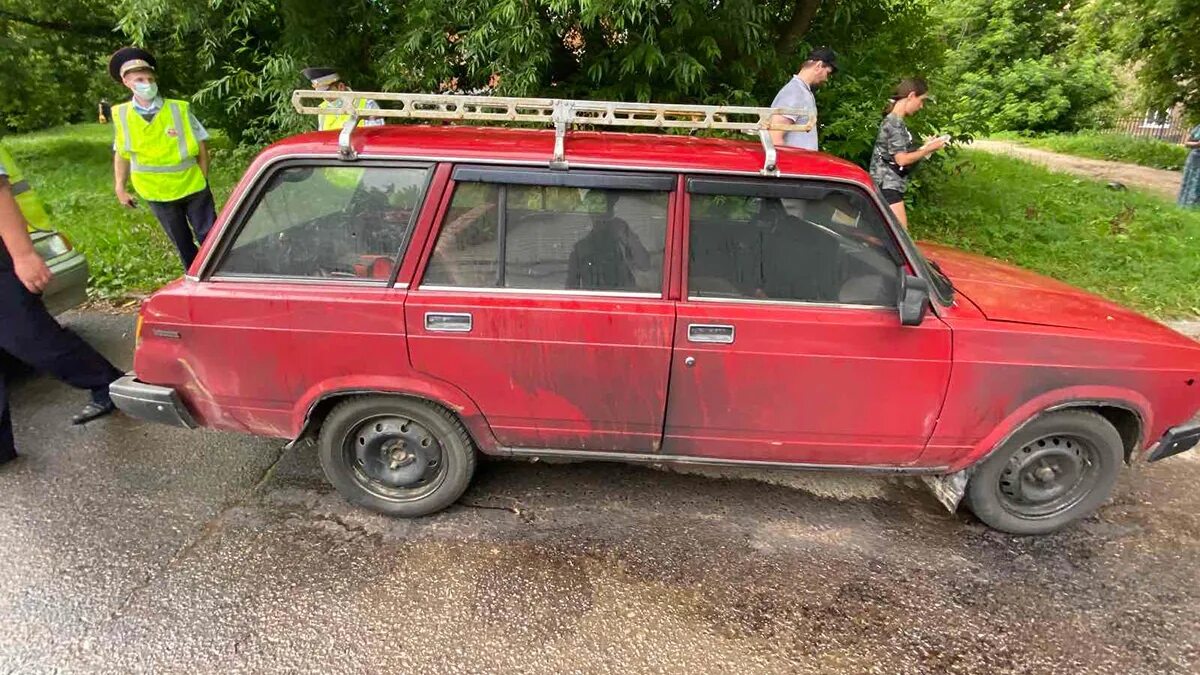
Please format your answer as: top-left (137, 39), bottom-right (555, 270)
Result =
top-left (899, 274), bottom-right (930, 326)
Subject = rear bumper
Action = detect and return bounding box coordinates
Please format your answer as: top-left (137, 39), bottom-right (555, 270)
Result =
top-left (109, 374), bottom-right (197, 429)
top-left (1146, 421), bottom-right (1200, 462)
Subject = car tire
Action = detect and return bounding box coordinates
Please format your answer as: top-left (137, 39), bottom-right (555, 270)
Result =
top-left (318, 396), bottom-right (477, 517)
top-left (964, 410), bottom-right (1124, 535)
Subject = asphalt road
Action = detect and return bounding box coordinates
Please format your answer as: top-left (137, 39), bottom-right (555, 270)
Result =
top-left (1, 312), bottom-right (1197, 674)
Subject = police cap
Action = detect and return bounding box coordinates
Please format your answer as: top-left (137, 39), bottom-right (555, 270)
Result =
top-left (301, 67), bottom-right (341, 88)
top-left (108, 46), bottom-right (157, 82)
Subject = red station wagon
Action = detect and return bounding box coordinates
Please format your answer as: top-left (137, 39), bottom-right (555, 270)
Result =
top-left (111, 93), bottom-right (1200, 534)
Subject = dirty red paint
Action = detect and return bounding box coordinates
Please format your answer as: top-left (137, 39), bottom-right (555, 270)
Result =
top-left (130, 125), bottom-right (1200, 471)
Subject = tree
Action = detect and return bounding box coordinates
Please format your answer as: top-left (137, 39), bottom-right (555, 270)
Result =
top-left (1081, 0), bottom-right (1200, 123)
top-left (0, 1), bottom-right (126, 133)
top-left (937, 0), bottom-right (1117, 133)
top-left (110, 0), bottom-right (964, 163)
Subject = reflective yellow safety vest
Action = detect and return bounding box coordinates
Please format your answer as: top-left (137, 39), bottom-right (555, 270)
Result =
top-left (318, 97), bottom-right (376, 131)
top-left (113, 99), bottom-right (208, 202)
top-left (0, 145), bottom-right (53, 231)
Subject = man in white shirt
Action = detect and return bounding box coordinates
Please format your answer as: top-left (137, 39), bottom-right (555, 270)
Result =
top-left (768, 47), bottom-right (838, 151)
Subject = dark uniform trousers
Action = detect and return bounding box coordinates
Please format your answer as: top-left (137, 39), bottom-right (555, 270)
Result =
top-left (146, 186), bottom-right (216, 269)
top-left (0, 269), bottom-right (122, 460)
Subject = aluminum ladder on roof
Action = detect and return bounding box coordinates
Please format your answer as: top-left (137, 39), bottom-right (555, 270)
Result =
top-left (290, 90), bottom-right (815, 175)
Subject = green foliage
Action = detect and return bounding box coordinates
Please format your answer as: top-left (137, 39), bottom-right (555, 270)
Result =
top-left (937, 0), bottom-right (1118, 133)
top-left (1080, 0), bottom-right (1200, 124)
top-left (0, 2), bottom-right (129, 133)
top-left (990, 130), bottom-right (1190, 170)
top-left (2, 124), bottom-right (248, 300)
top-left (911, 150), bottom-right (1200, 317)
top-left (106, 0), bottom-right (968, 163)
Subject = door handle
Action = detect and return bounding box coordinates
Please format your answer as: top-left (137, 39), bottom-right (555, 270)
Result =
top-left (424, 312), bottom-right (473, 333)
top-left (687, 323), bottom-right (735, 344)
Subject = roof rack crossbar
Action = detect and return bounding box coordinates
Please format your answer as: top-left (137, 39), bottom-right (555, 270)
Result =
top-left (292, 90), bottom-right (814, 175)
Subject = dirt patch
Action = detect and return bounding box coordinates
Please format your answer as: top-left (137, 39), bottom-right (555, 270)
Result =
top-left (971, 139), bottom-right (1183, 199)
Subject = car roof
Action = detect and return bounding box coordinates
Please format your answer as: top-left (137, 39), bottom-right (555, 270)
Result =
top-left (258, 125), bottom-right (876, 188)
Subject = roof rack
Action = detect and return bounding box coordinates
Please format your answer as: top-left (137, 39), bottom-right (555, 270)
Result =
top-left (291, 90), bottom-right (815, 175)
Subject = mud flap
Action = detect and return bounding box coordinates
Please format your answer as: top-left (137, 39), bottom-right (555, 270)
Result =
top-left (922, 468), bottom-right (972, 513)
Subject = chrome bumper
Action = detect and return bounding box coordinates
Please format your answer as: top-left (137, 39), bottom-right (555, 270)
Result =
top-left (109, 374), bottom-right (197, 429)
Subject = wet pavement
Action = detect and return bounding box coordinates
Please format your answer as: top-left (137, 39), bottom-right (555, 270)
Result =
top-left (1, 312), bottom-right (1198, 674)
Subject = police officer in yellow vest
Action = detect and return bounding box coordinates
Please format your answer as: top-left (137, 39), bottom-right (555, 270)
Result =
top-left (109, 47), bottom-right (216, 270)
top-left (0, 145), bottom-right (123, 465)
top-left (301, 67), bottom-right (384, 131)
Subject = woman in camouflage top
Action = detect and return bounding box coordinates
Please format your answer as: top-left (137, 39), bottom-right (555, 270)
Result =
top-left (868, 78), bottom-right (946, 229)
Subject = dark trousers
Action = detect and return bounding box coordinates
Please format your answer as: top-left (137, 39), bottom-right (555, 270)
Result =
top-left (0, 270), bottom-right (123, 460)
top-left (147, 187), bottom-right (217, 270)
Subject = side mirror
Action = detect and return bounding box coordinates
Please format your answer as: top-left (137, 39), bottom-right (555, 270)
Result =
top-left (899, 274), bottom-right (930, 326)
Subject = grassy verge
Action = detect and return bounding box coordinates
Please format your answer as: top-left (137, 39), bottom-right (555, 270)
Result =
top-left (3, 123), bottom-right (252, 301)
top-left (910, 149), bottom-right (1200, 318)
top-left (990, 130), bottom-right (1189, 171)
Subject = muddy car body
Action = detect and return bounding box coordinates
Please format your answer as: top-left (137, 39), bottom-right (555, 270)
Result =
top-left (111, 110), bottom-right (1200, 534)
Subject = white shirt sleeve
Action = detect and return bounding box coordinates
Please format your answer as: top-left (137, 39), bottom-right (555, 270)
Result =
top-left (360, 99), bottom-right (384, 127)
top-left (188, 111), bottom-right (211, 142)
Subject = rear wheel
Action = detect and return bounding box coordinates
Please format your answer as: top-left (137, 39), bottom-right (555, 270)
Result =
top-left (317, 396), bottom-right (476, 517)
top-left (964, 410), bottom-right (1123, 535)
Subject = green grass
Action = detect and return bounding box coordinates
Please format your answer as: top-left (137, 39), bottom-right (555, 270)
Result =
top-left (7, 125), bottom-right (1200, 318)
top-left (911, 149), bottom-right (1200, 318)
top-left (991, 130), bottom-right (1189, 171)
top-left (2, 124), bottom-right (251, 301)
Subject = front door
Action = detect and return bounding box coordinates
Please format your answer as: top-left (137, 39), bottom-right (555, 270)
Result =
top-left (662, 177), bottom-right (952, 466)
top-left (405, 166), bottom-right (678, 453)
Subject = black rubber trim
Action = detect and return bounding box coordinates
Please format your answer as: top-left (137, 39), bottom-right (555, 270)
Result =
top-left (1147, 421), bottom-right (1200, 462)
top-left (452, 165), bottom-right (674, 191)
top-left (687, 176), bottom-right (832, 200)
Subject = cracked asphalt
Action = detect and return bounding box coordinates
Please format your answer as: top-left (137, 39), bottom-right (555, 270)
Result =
top-left (1, 311), bottom-right (1198, 674)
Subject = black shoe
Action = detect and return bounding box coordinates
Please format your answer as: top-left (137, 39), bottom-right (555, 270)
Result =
top-left (0, 452), bottom-right (18, 467)
top-left (72, 400), bottom-right (116, 425)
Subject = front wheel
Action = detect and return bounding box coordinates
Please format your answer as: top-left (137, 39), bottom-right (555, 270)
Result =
top-left (318, 396), bottom-right (477, 517)
top-left (964, 410), bottom-right (1124, 535)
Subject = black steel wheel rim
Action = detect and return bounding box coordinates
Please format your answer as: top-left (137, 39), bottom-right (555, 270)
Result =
top-left (997, 433), bottom-right (1100, 519)
top-left (343, 414), bottom-right (447, 502)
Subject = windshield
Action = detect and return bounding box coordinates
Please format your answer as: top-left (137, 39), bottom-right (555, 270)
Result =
top-left (887, 220), bottom-right (954, 305)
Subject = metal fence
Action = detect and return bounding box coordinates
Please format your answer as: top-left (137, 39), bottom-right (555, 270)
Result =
top-left (1106, 114), bottom-right (1189, 143)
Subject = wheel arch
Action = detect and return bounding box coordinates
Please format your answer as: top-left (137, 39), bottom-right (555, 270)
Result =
top-left (286, 377), bottom-right (500, 455)
top-left (947, 388), bottom-right (1151, 474)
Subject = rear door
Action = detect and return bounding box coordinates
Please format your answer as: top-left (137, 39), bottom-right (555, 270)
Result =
top-left (190, 160), bottom-right (433, 434)
top-left (405, 166), bottom-right (678, 453)
top-left (662, 177), bottom-right (953, 466)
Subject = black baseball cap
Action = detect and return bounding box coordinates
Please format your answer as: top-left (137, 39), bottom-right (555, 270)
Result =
top-left (807, 47), bottom-right (838, 73)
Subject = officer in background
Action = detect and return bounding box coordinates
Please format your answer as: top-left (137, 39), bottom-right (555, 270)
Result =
top-left (301, 67), bottom-right (384, 131)
top-left (0, 145), bottom-right (123, 466)
top-left (109, 47), bottom-right (216, 270)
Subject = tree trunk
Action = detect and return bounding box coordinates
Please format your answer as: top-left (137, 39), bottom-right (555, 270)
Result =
top-left (775, 0), bottom-right (822, 54)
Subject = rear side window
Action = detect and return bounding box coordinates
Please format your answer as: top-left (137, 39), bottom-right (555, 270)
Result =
top-left (423, 181), bottom-right (669, 294)
top-left (688, 182), bottom-right (900, 306)
top-left (215, 164), bottom-right (429, 281)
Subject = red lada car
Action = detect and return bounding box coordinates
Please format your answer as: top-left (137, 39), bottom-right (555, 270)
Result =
top-left (110, 98), bottom-right (1200, 534)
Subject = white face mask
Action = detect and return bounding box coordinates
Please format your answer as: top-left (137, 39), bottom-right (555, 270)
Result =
top-left (132, 82), bottom-right (158, 99)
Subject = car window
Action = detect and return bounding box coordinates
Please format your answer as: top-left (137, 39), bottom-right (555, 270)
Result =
top-left (215, 165), bottom-right (429, 280)
top-left (688, 186), bottom-right (899, 306)
top-left (423, 182), bottom-right (669, 294)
